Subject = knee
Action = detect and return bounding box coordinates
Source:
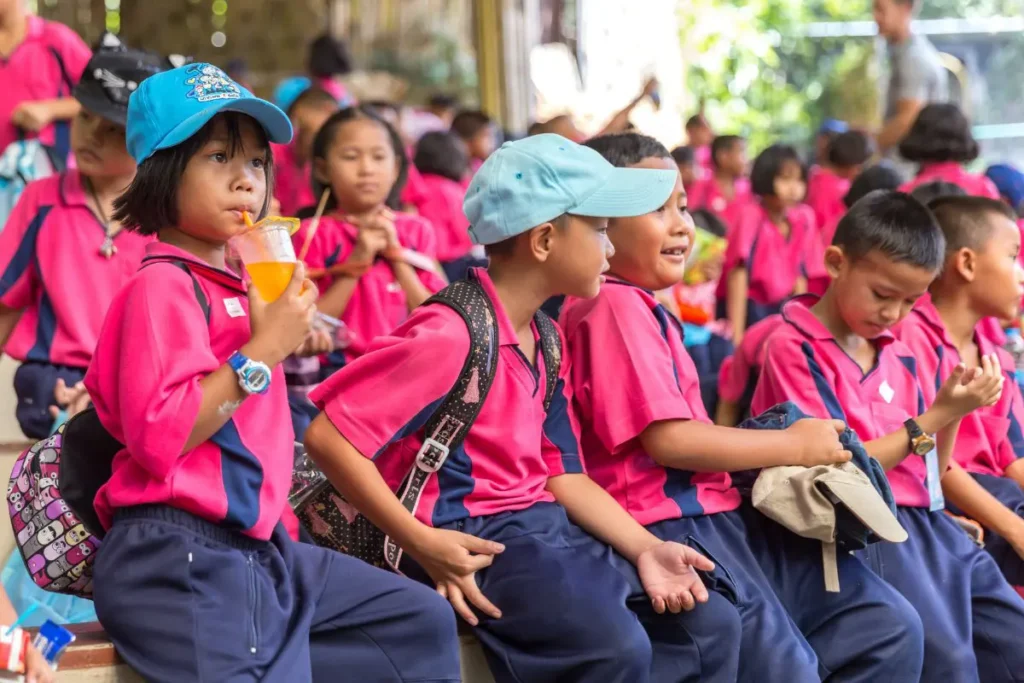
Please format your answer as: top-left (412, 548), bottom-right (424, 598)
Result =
top-left (405, 582), bottom-right (459, 647)
top-left (605, 621), bottom-right (653, 673)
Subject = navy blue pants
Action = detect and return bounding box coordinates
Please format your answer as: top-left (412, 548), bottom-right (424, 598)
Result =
top-left (740, 503), bottom-right (925, 682)
top-left (288, 393), bottom-right (319, 443)
top-left (402, 502), bottom-right (741, 683)
top-left (948, 473), bottom-right (1024, 586)
top-left (13, 361), bottom-right (85, 439)
top-left (859, 506), bottom-right (1024, 682)
top-left (93, 505), bottom-right (460, 683)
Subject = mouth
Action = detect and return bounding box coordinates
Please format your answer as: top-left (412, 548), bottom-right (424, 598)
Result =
top-left (75, 149), bottom-right (100, 162)
top-left (229, 207), bottom-right (255, 222)
top-left (660, 243), bottom-right (690, 263)
top-left (354, 182), bottom-right (380, 194)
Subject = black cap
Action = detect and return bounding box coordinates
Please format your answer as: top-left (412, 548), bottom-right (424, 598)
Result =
top-left (73, 34), bottom-right (179, 127)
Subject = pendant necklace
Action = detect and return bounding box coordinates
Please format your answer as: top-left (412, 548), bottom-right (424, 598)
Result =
top-left (86, 177), bottom-right (118, 259)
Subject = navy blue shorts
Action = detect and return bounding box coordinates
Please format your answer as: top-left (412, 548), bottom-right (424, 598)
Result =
top-left (948, 473), bottom-right (1024, 586)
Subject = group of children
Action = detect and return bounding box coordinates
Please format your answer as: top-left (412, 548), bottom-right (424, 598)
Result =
top-left (3, 4), bottom-right (1024, 682)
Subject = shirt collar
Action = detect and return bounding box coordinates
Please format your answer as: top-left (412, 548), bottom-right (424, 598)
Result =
top-left (58, 171), bottom-right (90, 209)
top-left (142, 241), bottom-right (247, 294)
top-left (469, 267), bottom-right (529, 347)
top-left (782, 294), bottom-right (896, 346)
top-left (913, 293), bottom-right (1005, 358)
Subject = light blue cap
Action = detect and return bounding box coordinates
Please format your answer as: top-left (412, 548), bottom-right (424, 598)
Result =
top-left (126, 63), bottom-right (293, 165)
top-left (464, 134), bottom-right (678, 245)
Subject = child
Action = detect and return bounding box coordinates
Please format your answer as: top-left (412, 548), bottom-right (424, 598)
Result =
top-left (752, 190), bottom-right (1024, 680)
top-left (298, 106), bottom-right (446, 369)
top-left (685, 111), bottom-right (714, 174)
top-left (719, 143), bottom-right (816, 344)
top-left (0, 41), bottom-right (166, 439)
top-left (810, 118), bottom-right (848, 170)
top-left (86, 63), bottom-right (459, 682)
top-left (715, 313), bottom-right (781, 426)
top-left (688, 135), bottom-right (751, 232)
top-left (304, 134), bottom-right (743, 683)
top-left (806, 130), bottom-right (872, 231)
top-left (273, 86), bottom-right (338, 216)
top-left (893, 195), bottom-right (1024, 589)
top-left (413, 130), bottom-right (477, 280)
top-left (899, 103), bottom-right (1000, 199)
top-left (307, 33), bottom-right (355, 107)
top-left (450, 109), bottom-right (496, 176)
top-left (564, 132), bottom-right (925, 683)
top-left (0, 0), bottom-right (91, 164)
top-left (670, 145), bottom-right (699, 195)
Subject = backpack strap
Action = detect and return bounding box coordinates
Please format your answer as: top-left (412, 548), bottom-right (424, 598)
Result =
top-left (383, 277), bottom-right (500, 570)
top-left (533, 310), bottom-right (563, 411)
top-left (139, 258), bottom-right (211, 325)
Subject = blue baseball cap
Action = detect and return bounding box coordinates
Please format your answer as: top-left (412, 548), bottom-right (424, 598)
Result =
top-left (986, 163), bottom-right (1024, 213)
top-left (819, 118), bottom-right (849, 135)
top-left (273, 76), bottom-right (311, 113)
top-left (464, 134), bottom-right (678, 246)
top-left (126, 63), bottom-right (293, 164)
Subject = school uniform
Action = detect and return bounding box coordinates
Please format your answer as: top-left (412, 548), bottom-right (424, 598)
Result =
top-left (718, 313), bottom-right (782, 420)
top-left (0, 15), bottom-right (91, 163)
top-left (716, 202), bottom-right (817, 328)
top-left (271, 141), bottom-right (316, 217)
top-left (311, 268), bottom-right (742, 683)
top-left (84, 241), bottom-right (459, 683)
top-left (753, 294), bottom-right (1024, 682)
top-left (415, 173), bottom-right (480, 281)
top-left (805, 167), bottom-right (849, 235)
top-left (894, 295), bottom-right (1024, 585)
top-left (562, 281), bottom-right (924, 683)
top-left (687, 175), bottom-right (752, 234)
top-left (900, 162), bottom-right (1001, 199)
top-left (296, 213), bottom-right (446, 368)
top-left (0, 172), bottom-right (151, 438)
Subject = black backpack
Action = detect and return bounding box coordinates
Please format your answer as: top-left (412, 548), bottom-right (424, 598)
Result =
top-left (292, 276), bottom-right (563, 570)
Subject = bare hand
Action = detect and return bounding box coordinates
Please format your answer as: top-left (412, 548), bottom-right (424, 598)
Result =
top-left (636, 541), bottom-right (715, 614)
top-left (347, 217), bottom-right (391, 264)
top-left (295, 325), bottom-right (335, 357)
top-left (11, 101), bottom-right (54, 132)
top-left (642, 77), bottom-right (659, 98)
top-left (935, 358), bottom-right (1004, 418)
top-left (24, 642), bottom-right (55, 683)
top-left (786, 418), bottom-right (853, 467)
top-left (410, 528), bottom-right (505, 626)
top-left (247, 262), bottom-right (318, 365)
top-left (49, 378), bottom-right (91, 420)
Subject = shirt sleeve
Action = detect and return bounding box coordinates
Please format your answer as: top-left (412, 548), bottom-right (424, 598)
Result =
top-left (722, 204), bottom-right (759, 275)
top-left (752, 333), bottom-right (845, 421)
top-left (541, 327), bottom-right (586, 476)
top-left (48, 22), bottom-right (91, 85)
top-left (0, 181), bottom-right (45, 311)
top-left (893, 46), bottom-right (936, 103)
top-left (309, 305), bottom-right (468, 464)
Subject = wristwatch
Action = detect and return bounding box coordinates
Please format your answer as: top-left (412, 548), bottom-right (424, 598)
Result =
top-left (904, 418), bottom-right (936, 456)
top-left (228, 351), bottom-right (272, 396)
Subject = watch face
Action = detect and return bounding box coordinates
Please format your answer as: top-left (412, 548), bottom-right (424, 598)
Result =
top-left (244, 366), bottom-right (271, 393)
top-left (913, 437), bottom-right (935, 456)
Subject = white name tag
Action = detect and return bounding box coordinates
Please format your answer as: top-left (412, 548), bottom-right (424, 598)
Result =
top-left (879, 381), bottom-right (895, 404)
top-left (223, 297), bottom-right (245, 318)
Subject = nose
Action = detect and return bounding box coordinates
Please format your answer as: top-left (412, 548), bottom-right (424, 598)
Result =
top-left (601, 231), bottom-right (615, 259)
top-left (1015, 260), bottom-right (1024, 285)
top-left (880, 301), bottom-right (901, 324)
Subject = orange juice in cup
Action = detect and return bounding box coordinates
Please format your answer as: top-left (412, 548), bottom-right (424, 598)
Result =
top-left (231, 216), bottom-right (301, 302)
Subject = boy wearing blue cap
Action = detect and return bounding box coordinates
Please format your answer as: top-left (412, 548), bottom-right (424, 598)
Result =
top-left (305, 133), bottom-right (744, 683)
top-left (85, 63), bottom-right (461, 682)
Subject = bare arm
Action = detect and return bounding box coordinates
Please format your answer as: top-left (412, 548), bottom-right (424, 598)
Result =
top-left (714, 399), bottom-right (741, 427)
top-left (594, 79), bottom-right (657, 138)
top-left (1006, 459), bottom-right (1024, 491)
top-left (864, 403), bottom-right (957, 471)
top-left (876, 98), bottom-right (924, 153)
top-left (389, 260), bottom-right (432, 311)
top-left (942, 461), bottom-right (1024, 557)
top-left (726, 268), bottom-right (749, 345)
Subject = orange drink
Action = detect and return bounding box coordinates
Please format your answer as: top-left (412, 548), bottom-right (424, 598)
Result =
top-left (230, 216), bottom-right (301, 302)
top-left (246, 261), bottom-right (297, 302)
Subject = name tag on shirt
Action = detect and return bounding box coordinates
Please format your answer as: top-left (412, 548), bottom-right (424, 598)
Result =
top-left (879, 381), bottom-right (895, 404)
top-left (925, 447), bottom-right (945, 511)
top-left (223, 297), bottom-right (246, 318)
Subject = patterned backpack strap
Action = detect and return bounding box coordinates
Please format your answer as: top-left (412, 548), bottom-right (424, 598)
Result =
top-left (382, 277), bottom-right (501, 569)
top-left (533, 310), bottom-right (563, 410)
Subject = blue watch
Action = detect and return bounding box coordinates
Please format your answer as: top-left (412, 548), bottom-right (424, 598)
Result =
top-left (228, 351), bottom-right (272, 396)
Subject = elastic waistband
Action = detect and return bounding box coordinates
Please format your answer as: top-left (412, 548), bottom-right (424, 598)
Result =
top-left (112, 505), bottom-right (267, 551)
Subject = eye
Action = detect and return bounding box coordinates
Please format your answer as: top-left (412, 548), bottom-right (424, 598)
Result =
top-left (252, 157), bottom-right (265, 170)
top-left (871, 289), bottom-right (888, 301)
top-left (211, 152), bottom-right (227, 163)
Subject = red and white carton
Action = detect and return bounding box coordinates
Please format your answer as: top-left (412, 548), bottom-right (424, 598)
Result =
top-left (0, 626), bottom-right (28, 680)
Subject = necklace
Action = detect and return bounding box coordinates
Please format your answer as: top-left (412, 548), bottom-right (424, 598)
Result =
top-left (85, 177), bottom-right (118, 259)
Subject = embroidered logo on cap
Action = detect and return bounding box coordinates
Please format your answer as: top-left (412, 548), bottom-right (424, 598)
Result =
top-left (184, 64), bottom-right (240, 103)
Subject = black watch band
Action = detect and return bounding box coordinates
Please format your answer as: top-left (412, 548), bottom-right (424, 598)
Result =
top-left (904, 418), bottom-right (924, 439)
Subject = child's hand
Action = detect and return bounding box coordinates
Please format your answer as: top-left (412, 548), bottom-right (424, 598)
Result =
top-left (785, 419), bottom-right (853, 467)
top-left (49, 379), bottom-right (91, 420)
top-left (295, 326), bottom-right (334, 357)
top-left (247, 262), bottom-right (317, 366)
top-left (24, 642), bottom-right (54, 683)
top-left (348, 223), bottom-right (390, 264)
top-left (10, 101), bottom-right (54, 132)
top-left (934, 358), bottom-right (1004, 418)
top-left (636, 541), bottom-right (715, 614)
top-left (368, 209), bottom-right (403, 260)
top-left (410, 527), bottom-right (505, 626)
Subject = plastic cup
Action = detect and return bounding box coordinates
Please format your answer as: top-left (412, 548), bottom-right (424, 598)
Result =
top-left (231, 217), bottom-right (300, 302)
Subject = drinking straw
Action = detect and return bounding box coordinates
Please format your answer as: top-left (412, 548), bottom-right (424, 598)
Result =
top-left (298, 189), bottom-right (331, 263)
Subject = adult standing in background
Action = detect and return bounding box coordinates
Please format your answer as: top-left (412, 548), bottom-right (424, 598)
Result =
top-left (873, 0), bottom-right (948, 158)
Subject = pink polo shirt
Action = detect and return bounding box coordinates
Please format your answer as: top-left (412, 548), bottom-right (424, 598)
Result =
top-left (806, 168), bottom-right (850, 234)
top-left (0, 172), bottom-right (151, 368)
top-left (560, 280), bottom-right (740, 525)
top-left (271, 142), bottom-right (316, 217)
top-left (296, 212), bottom-right (446, 362)
top-left (0, 16), bottom-right (91, 160)
top-left (717, 202), bottom-right (817, 308)
top-left (719, 314), bottom-right (782, 403)
top-left (688, 176), bottom-right (752, 233)
top-left (893, 296), bottom-right (1024, 478)
top-left (400, 150), bottom-right (428, 209)
top-left (310, 268), bottom-right (584, 527)
top-left (85, 243), bottom-right (295, 540)
top-left (752, 295), bottom-right (931, 507)
top-left (900, 162), bottom-right (1000, 199)
top-left (415, 173), bottom-right (471, 262)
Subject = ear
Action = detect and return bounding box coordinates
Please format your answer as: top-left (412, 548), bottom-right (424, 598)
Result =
top-left (527, 221), bottom-right (557, 263)
top-left (312, 157), bottom-right (330, 185)
top-left (823, 245), bottom-right (846, 279)
top-left (954, 247), bottom-right (977, 282)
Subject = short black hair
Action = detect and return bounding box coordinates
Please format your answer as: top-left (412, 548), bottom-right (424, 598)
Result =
top-left (909, 181), bottom-right (966, 207)
top-left (833, 190), bottom-right (945, 270)
top-left (451, 110), bottom-right (493, 141)
top-left (583, 133), bottom-right (670, 168)
top-left (308, 34), bottom-right (352, 78)
top-left (414, 131), bottom-right (468, 183)
top-left (113, 112), bottom-right (274, 236)
top-left (286, 86), bottom-right (338, 117)
top-left (828, 131), bottom-right (873, 169)
top-left (685, 114), bottom-right (708, 130)
top-left (691, 209), bottom-right (727, 238)
top-left (310, 106), bottom-right (408, 212)
top-left (927, 195), bottom-right (1016, 254)
top-left (428, 93), bottom-right (459, 111)
top-left (899, 103), bottom-right (979, 164)
top-left (750, 144), bottom-right (806, 197)
top-left (844, 164), bottom-right (905, 208)
top-left (711, 135), bottom-right (744, 169)
top-left (670, 145), bottom-right (694, 165)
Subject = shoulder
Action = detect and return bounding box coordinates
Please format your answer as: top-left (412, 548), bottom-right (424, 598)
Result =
top-left (561, 283), bottom-right (657, 339)
top-left (41, 20), bottom-right (88, 52)
top-left (21, 174), bottom-right (60, 205)
top-left (762, 321), bottom-right (810, 362)
top-left (389, 301), bottom-right (472, 356)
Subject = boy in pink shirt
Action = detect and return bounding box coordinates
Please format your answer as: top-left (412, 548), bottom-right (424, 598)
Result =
top-left (893, 196), bottom-right (1024, 588)
top-left (806, 131), bottom-right (871, 231)
top-left (566, 132), bottom-right (924, 683)
top-left (273, 86), bottom-right (338, 216)
top-left (305, 134), bottom-right (743, 683)
top-left (752, 190), bottom-right (1024, 680)
top-left (687, 135), bottom-right (751, 232)
top-left (0, 3), bottom-right (91, 164)
top-left (0, 41), bottom-right (165, 438)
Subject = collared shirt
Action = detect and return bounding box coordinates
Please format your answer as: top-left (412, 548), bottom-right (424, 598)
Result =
top-left (900, 162), bottom-right (1000, 199)
top-left (688, 176), bottom-right (752, 234)
top-left (416, 173), bottom-right (472, 263)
